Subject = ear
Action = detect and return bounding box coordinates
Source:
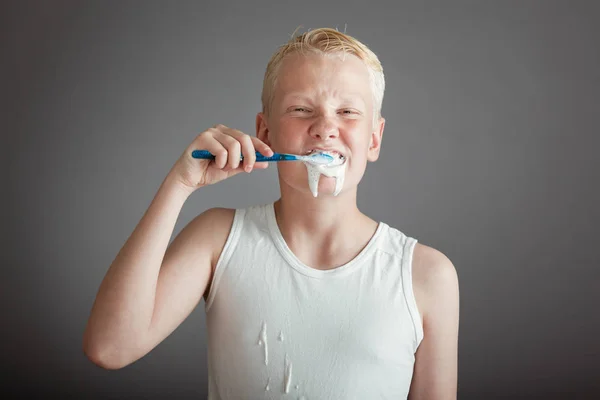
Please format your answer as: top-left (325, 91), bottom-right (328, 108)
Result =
top-left (367, 117), bottom-right (385, 162)
top-left (256, 112), bottom-right (271, 146)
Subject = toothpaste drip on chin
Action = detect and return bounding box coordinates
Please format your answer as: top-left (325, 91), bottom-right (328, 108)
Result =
top-left (303, 155), bottom-right (346, 197)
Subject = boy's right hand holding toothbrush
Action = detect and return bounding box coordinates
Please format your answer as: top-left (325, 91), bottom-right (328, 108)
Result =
top-left (169, 124), bottom-right (273, 194)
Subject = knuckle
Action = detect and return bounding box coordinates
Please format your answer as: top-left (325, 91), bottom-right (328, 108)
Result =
top-left (240, 134), bottom-right (253, 147)
top-left (221, 135), bottom-right (235, 146)
top-left (199, 130), bottom-right (212, 138)
top-left (230, 140), bottom-right (242, 152)
top-left (216, 149), bottom-right (228, 158)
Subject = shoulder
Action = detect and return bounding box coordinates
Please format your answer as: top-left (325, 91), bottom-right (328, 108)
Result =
top-left (412, 242), bottom-right (460, 322)
top-left (182, 207), bottom-right (237, 300)
top-left (412, 242), bottom-right (458, 285)
top-left (187, 207), bottom-right (237, 237)
top-left (190, 206), bottom-right (236, 227)
top-left (184, 207), bottom-right (237, 262)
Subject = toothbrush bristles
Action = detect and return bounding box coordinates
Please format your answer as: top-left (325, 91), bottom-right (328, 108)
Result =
top-left (310, 152), bottom-right (335, 165)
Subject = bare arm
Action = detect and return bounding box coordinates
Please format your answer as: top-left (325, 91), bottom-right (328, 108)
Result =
top-left (82, 125), bottom-right (272, 369)
top-left (409, 244), bottom-right (460, 400)
top-left (82, 174), bottom-right (213, 369)
top-left (145, 206), bottom-right (235, 353)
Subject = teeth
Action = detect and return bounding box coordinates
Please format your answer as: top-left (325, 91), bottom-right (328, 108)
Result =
top-left (307, 149), bottom-right (344, 159)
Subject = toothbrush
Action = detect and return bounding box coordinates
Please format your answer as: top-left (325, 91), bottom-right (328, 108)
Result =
top-left (191, 150), bottom-right (334, 165)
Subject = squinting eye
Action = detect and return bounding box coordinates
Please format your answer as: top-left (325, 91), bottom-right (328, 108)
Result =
top-left (294, 107), bottom-right (309, 112)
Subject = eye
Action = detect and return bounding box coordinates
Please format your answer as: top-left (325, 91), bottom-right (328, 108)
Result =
top-left (293, 107), bottom-right (310, 112)
top-left (339, 109), bottom-right (359, 115)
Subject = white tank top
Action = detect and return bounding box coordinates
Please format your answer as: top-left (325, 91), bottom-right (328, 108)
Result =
top-left (204, 202), bottom-right (423, 399)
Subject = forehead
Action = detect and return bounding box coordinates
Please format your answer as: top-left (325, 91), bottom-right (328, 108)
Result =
top-left (275, 52), bottom-right (372, 101)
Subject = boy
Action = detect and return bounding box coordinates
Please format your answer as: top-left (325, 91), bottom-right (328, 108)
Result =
top-left (83, 28), bottom-right (459, 399)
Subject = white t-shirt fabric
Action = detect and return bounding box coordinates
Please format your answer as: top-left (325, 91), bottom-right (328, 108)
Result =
top-left (204, 202), bottom-right (424, 399)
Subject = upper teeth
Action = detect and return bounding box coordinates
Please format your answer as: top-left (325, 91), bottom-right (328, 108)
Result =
top-left (308, 150), bottom-right (344, 159)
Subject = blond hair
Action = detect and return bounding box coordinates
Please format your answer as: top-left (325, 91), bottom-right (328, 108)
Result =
top-left (261, 27), bottom-right (385, 127)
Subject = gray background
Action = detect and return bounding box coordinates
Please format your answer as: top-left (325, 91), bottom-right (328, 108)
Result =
top-left (3, 0), bottom-right (599, 398)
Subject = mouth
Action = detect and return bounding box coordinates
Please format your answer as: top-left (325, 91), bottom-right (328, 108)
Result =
top-left (305, 149), bottom-right (346, 165)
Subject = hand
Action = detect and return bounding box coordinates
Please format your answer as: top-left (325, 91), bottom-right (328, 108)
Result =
top-left (169, 124), bottom-right (273, 192)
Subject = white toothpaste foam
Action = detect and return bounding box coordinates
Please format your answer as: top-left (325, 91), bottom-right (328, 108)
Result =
top-left (258, 321), bottom-right (268, 365)
top-left (302, 152), bottom-right (346, 197)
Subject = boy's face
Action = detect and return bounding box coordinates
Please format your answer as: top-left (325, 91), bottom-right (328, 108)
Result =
top-left (256, 52), bottom-right (385, 198)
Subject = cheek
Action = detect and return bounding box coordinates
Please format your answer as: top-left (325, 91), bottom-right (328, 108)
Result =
top-left (280, 118), bottom-right (308, 136)
top-left (272, 120), bottom-right (306, 149)
top-left (349, 153), bottom-right (368, 172)
top-left (348, 133), bottom-right (372, 155)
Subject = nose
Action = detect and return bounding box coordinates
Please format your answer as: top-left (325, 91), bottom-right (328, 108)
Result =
top-left (309, 115), bottom-right (339, 140)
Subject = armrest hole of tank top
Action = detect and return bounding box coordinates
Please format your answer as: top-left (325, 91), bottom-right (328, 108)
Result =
top-left (204, 208), bottom-right (246, 312)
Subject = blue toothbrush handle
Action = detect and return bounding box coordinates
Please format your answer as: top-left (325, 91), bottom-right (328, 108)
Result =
top-left (191, 149), bottom-right (297, 162)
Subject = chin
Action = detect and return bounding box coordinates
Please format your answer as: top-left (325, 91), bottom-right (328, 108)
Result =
top-left (309, 177), bottom-right (340, 195)
top-left (279, 163), bottom-right (355, 198)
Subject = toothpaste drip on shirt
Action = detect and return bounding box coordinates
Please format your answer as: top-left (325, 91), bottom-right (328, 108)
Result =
top-left (302, 152), bottom-right (346, 197)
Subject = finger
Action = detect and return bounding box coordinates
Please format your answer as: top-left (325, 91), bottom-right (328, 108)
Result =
top-left (198, 131), bottom-right (228, 169)
top-left (238, 133), bottom-right (256, 172)
top-left (252, 161), bottom-right (269, 170)
top-left (250, 136), bottom-right (274, 158)
top-left (225, 165), bottom-right (247, 179)
top-left (221, 127), bottom-right (261, 173)
top-left (214, 132), bottom-right (242, 171)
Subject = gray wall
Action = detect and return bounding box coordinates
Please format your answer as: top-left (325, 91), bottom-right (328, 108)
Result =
top-left (3, 0), bottom-right (599, 398)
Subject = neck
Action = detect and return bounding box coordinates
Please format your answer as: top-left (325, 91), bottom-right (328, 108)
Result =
top-left (275, 185), bottom-right (362, 234)
top-left (273, 184), bottom-right (378, 269)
